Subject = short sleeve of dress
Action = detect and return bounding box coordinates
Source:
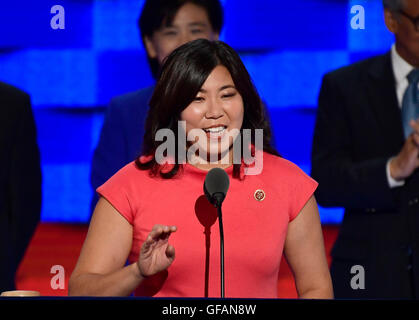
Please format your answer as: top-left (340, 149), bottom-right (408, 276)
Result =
top-left (96, 163), bottom-right (136, 224)
top-left (285, 161), bottom-right (319, 222)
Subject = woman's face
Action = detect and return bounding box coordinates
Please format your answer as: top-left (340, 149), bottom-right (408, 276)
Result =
top-left (180, 65), bottom-right (244, 163)
top-left (144, 3), bottom-right (219, 66)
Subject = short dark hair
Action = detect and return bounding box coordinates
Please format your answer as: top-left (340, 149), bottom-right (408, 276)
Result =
top-left (382, 0), bottom-right (406, 12)
top-left (136, 39), bottom-right (279, 179)
top-left (138, 0), bottom-right (224, 79)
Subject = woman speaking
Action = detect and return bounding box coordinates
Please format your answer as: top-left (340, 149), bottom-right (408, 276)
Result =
top-left (69, 39), bottom-right (333, 298)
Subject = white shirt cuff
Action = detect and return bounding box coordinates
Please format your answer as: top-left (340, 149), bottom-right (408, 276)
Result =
top-left (386, 158), bottom-right (405, 188)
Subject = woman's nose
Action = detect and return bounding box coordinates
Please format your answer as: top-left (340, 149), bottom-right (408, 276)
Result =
top-left (205, 98), bottom-right (223, 119)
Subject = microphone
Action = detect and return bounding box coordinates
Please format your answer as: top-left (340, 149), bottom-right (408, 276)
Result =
top-left (204, 167), bottom-right (230, 207)
top-left (204, 168), bottom-right (230, 298)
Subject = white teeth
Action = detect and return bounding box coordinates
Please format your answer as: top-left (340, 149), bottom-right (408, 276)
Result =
top-left (204, 126), bottom-right (226, 133)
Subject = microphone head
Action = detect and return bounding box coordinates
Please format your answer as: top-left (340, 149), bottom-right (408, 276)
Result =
top-left (204, 167), bottom-right (230, 207)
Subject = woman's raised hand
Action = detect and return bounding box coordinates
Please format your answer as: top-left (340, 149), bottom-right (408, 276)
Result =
top-left (137, 224), bottom-right (177, 277)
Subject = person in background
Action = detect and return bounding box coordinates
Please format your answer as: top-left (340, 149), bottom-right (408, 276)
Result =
top-left (311, 0), bottom-right (419, 299)
top-left (0, 81), bottom-right (42, 292)
top-left (69, 39), bottom-right (333, 298)
top-left (90, 0), bottom-right (223, 214)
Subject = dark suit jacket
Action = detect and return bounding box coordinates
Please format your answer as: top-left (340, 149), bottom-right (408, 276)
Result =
top-left (311, 52), bottom-right (419, 299)
top-left (90, 86), bottom-right (155, 214)
top-left (0, 82), bottom-right (42, 292)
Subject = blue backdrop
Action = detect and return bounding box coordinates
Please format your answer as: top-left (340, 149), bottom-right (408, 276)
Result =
top-left (0, 0), bottom-right (394, 223)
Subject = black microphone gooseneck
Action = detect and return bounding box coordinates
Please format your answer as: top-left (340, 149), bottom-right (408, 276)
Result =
top-left (204, 168), bottom-right (230, 298)
top-left (214, 195), bottom-right (225, 298)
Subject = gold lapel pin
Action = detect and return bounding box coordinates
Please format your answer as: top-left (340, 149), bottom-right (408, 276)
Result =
top-left (254, 189), bottom-right (265, 201)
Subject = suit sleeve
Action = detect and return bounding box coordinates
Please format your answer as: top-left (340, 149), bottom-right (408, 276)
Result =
top-left (311, 74), bottom-right (396, 210)
top-left (90, 99), bottom-right (129, 214)
top-left (10, 93), bottom-right (42, 270)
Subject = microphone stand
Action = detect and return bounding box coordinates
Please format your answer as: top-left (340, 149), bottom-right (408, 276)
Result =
top-left (214, 193), bottom-right (225, 298)
top-left (217, 205), bottom-right (225, 298)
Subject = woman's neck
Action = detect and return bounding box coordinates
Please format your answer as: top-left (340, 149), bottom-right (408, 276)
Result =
top-left (188, 149), bottom-right (234, 171)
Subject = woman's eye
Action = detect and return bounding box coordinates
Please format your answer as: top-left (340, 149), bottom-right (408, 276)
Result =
top-left (222, 92), bottom-right (236, 99)
top-left (194, 96), bottom-right (204, 102)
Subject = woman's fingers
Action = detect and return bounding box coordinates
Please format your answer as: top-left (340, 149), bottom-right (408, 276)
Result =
top-left (165, 244), bottom-right (176, 259)
top-left (143, 225), bottom-right (177, 249)
top-left (149, 224), bottom-right (176, 238)
top-left (139, 225), bottom-right (177, 276)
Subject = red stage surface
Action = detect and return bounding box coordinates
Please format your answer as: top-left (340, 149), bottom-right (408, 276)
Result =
top-left (16, 223), bottom-right (339, 298)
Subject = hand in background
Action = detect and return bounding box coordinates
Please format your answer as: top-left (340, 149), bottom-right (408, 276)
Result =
top-left (390, 118), bottom-right (419, 181)
top-left (137, 224), bottom-right (177, 277)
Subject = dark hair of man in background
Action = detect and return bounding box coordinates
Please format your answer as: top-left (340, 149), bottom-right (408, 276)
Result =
top-left (138, 0), bottom-right (224, 78)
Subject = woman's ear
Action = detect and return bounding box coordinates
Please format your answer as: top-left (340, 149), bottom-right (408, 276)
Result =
top-left (384, 9), bottom-right (399, 34)
top-left (144, 36), bottom-right (157, 58)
